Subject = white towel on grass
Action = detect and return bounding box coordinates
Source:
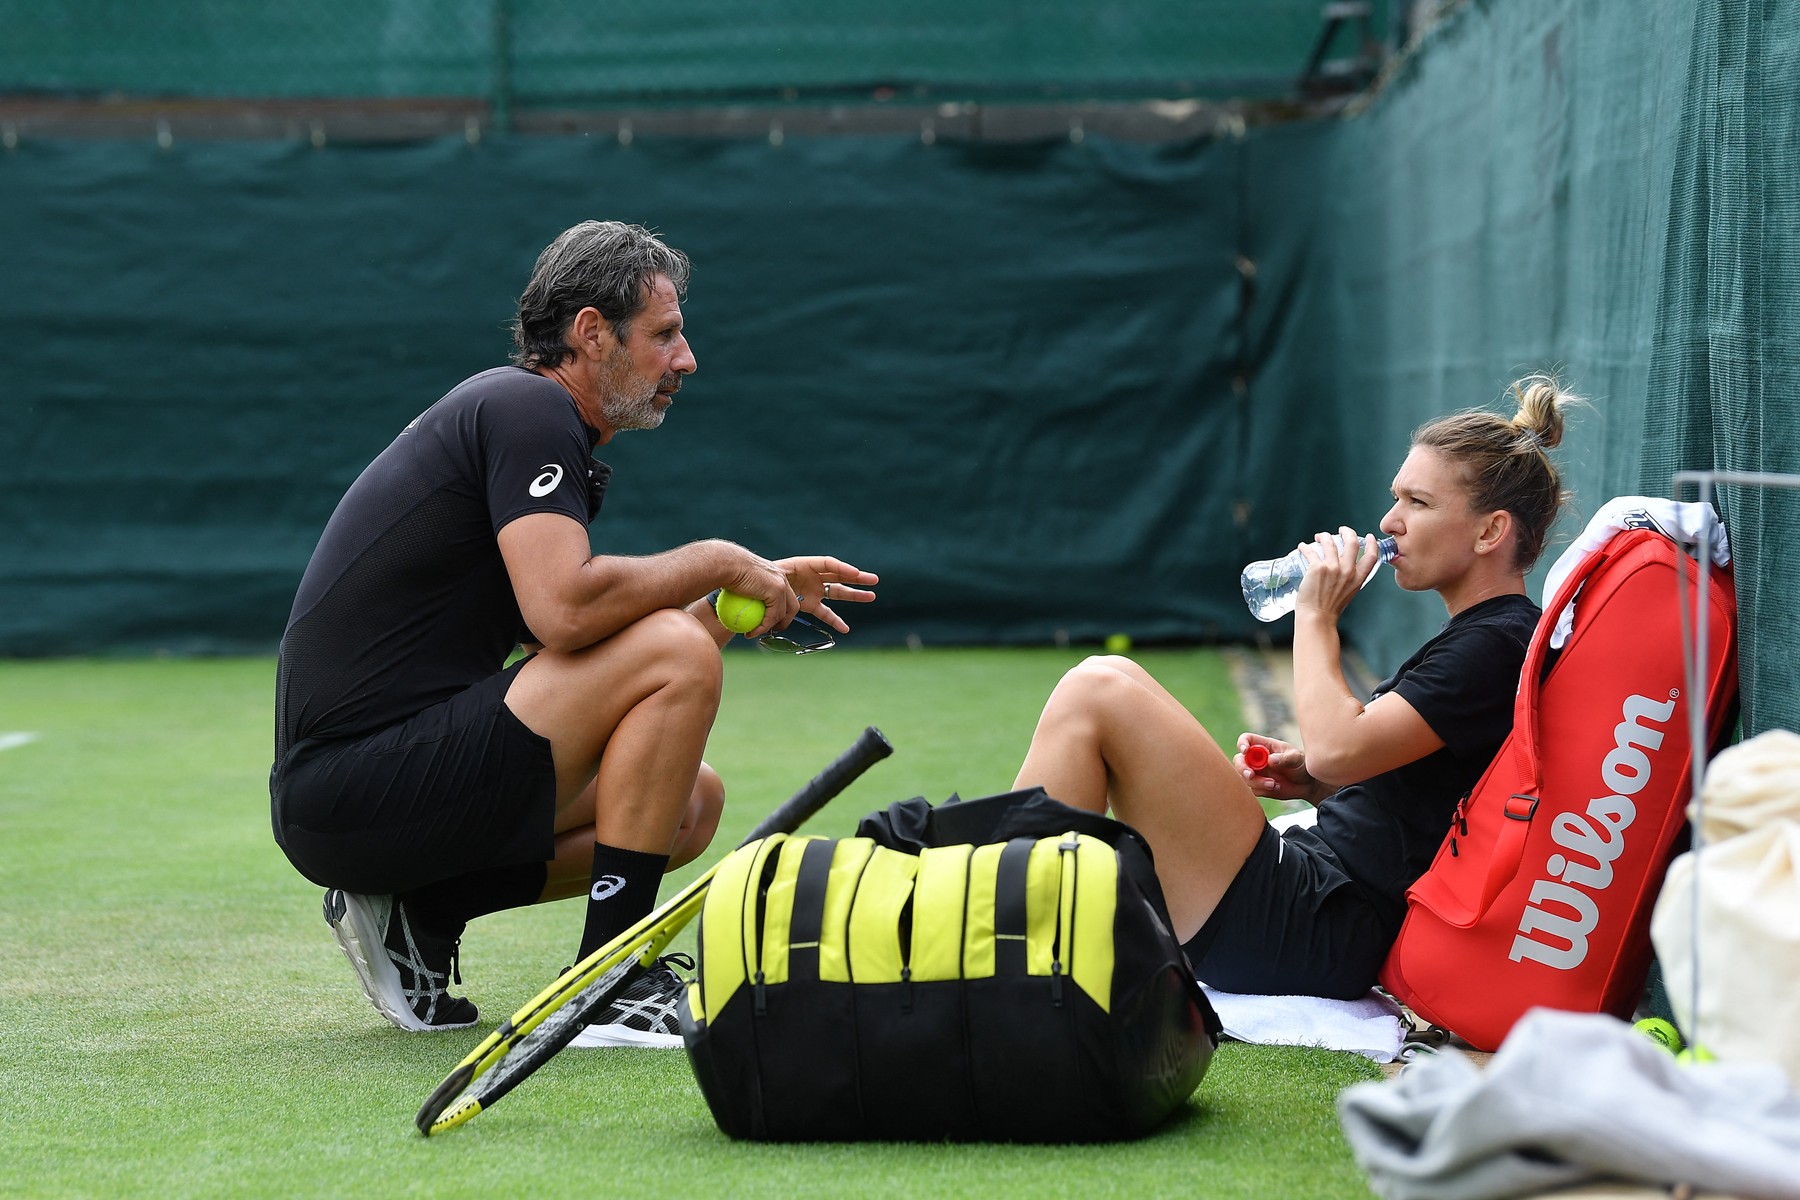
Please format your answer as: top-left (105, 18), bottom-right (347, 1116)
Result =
top-left (1203, 807), bottom-right (1407, 1062)
top-left (1201, 984), bottom-right (1408, 1063)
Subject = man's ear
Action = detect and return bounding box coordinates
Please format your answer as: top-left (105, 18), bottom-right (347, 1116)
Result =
top-left (568, 307), bottom-right (614, 361)
top-left (1474, 509), bottom-right (1514, 556)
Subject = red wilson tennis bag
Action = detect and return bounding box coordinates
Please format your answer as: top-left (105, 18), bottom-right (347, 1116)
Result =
top-left (1379, 527), bottom-right (1738, 1051)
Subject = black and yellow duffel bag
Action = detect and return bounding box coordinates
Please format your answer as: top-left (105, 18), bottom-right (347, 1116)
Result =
top-left (678, 788), bottom-right (1221, 1141)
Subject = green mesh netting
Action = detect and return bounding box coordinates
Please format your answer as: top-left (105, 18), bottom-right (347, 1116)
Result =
top-left (1, 0), bottom-right (1794, 733)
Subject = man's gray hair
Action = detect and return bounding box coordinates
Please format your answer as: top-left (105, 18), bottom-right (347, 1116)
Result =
top-left (510, 221), bottom-right (691, 370)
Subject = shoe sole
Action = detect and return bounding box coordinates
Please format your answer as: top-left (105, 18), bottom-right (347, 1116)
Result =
top-left (567, 1024), bottom-right (684, 1049)
top-left (323, 890), bottom-right (474, 1033)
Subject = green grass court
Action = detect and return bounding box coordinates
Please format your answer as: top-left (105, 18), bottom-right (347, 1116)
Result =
top-left (1, 649), bottom-right (1380, 1198)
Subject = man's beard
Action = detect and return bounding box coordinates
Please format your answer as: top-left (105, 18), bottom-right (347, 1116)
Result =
top-left (597, 343), bottom-right (667, 431)
top-left (601, 378), bottom-right (664, 431)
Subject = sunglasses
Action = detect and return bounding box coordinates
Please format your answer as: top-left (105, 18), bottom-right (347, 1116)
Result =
top-left (757, 612), bottom-right (837, 654)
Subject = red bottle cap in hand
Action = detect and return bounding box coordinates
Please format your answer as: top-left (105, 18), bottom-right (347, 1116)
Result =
top-left (1242, 744), bottom-right (1270, 771)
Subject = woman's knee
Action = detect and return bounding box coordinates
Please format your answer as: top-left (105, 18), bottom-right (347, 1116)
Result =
top-left (1054, 655), bottom-right (1147, 710)
top-left (1049, 654), bottom-right (1200, 744)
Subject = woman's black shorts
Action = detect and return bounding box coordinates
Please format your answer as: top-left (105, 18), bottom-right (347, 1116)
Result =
top-left (1181, 821), bottom-right (1401, 1000)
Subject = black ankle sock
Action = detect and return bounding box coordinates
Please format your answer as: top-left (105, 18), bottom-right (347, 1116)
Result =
top-left (578, 843), bottom-right (668, 961)
top-left (400, 861), bottom-right (550, 938)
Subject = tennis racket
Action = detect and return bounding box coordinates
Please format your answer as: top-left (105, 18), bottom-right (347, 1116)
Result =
top-left (415, 725), bottom-right (894, 1136)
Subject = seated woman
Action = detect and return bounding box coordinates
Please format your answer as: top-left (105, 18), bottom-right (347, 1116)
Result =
top-left (1012, 376), bottom-right (1580, 999)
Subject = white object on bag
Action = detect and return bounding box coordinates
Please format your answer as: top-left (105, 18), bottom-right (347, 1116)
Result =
top-left (1651, 729), bottom-right (1800, 1088)
top-left (1541, 496), bottom-right (1731, 649)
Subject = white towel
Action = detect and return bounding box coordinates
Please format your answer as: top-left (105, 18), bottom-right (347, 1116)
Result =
top-left (1542, 496), bottom-right (1731, 650)
top-left (1201, 984), bottom-right (1408, 1063)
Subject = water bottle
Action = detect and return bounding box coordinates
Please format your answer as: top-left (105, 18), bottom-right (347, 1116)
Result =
top-left (1241, 533), bottom-right (1398, 622)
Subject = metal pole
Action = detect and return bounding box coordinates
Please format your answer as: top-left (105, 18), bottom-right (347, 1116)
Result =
top-left (1670, 467), bottom-right (1800, 1054)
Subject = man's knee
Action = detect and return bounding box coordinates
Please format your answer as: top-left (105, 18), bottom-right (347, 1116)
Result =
top-left (551, 606), bottom-right (722, 701)
top-left (630, 607), bottom-right (724, 695)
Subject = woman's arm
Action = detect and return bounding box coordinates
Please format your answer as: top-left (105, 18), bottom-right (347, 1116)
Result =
top-left (1290, 529), bottom-right (1446, 787)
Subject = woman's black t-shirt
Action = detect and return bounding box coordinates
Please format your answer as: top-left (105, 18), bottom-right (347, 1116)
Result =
top-left (1290, 593), bottom-right (1541, 923)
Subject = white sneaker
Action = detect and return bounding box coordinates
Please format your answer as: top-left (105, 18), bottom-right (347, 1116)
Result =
top-left (568, 954), bottom-right (691, 1049)
top-left (322, 889), bottom-right (478, 1032)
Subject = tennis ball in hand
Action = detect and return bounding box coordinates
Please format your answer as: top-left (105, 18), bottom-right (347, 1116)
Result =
top-left (714, 589), bottom-right (766, 635)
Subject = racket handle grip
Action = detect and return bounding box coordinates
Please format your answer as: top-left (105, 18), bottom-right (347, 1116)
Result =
top-left (742, 726), bottom-right (892, 845)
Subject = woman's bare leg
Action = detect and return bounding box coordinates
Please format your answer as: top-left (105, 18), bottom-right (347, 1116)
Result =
top-left (1013, 655), bottom-right (1267, 941)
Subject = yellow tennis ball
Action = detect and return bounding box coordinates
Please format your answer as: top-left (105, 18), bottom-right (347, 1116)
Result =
top-left (714, 589), bottom-right (766, 635)
top-left (1676, 1044), bottom-right (1716, 1065)
top-left (1104, 633), bottom-right (1133, 654)
top-left (1633, 1017), bottom-right (1683, 1054)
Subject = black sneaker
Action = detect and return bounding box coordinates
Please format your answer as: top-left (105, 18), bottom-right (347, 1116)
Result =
top-left (569, 954), bottom-right (693, 1048)
top-left (322, 890), bottom-right (478, 1032)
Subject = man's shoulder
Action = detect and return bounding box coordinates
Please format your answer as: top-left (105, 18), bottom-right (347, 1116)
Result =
top-left (439, 366), bottom-right (567, 412)
top-left (414, 368), bottom-right (580, 443)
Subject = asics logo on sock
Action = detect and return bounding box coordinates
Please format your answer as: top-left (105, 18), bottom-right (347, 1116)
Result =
top-left (590, 874), bottom-right (627, 901)
top-left (530, 464), bottom-right (564, 497)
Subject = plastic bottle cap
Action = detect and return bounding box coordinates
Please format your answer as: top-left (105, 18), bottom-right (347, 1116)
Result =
top-left (1242, 744), bottom-right (1270, 771)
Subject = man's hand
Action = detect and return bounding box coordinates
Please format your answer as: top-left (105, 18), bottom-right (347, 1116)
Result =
top-left (778, 557), bottom-right (879, 634)
top-left (716, 555), bottom-right (800, 639)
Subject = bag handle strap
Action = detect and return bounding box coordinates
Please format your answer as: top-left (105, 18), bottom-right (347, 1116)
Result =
top-left (992, 838), bottom-right (1035, 976)
top-left (1505, 536), bottom-right (1625, 781)
top-left (1472, 533), bottom-right (1636, 913)
top-left (786, 837), bottom-right (838, 982)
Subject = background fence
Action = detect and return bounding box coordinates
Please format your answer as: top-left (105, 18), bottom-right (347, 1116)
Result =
top-left (0, 1), bottom-right (1396, 109)
top-left (2, 0), bottom-right (1795, 735)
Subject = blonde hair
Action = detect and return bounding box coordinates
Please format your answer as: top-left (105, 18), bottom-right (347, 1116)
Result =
top-left (1412, 373), bottom-right (1581, 571)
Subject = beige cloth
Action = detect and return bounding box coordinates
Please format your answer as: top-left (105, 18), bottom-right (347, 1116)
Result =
top-left (1651, 730), bottom-right (1800, 1088)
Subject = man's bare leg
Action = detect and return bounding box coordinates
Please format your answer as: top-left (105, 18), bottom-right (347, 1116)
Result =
top-left (506, 606), bottom-right (722, 942)
top-left (505, 607), bottom-right (723, 847)
top-left (540, 763), bottom-right (724, 901)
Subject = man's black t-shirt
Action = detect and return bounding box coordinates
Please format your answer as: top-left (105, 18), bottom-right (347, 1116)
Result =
top-left (275, 367), bottom-right (602, 763)
top-left (1293, 593), bottom-right (1540, 921)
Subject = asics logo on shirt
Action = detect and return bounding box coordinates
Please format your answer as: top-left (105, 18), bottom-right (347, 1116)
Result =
top-left (530, 464), bottom-right (564, 497)
top-left (590, 875), bottom-right (626, 902)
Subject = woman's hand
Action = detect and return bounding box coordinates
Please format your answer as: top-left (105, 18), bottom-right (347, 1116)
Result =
top-left (1293, 526), bottom-right (1381, 620)
top-left (1236, 734), bottom-right (1331, 806)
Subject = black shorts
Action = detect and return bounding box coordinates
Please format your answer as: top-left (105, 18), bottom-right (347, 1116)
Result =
top-left (1181, 822), bottom-right (1401, 1000)
top-left (270, 660), bottom-right (558, 896)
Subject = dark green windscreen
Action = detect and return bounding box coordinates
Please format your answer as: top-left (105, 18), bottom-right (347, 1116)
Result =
top-left (0, 1), bottom-right (1391, 103)
top-left (1275, 0), bottom-right (1799, 736)
top-left (2, 0), bottom-right (1794, 733)
top-left (0, 134), bottom-right (1257, 653)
